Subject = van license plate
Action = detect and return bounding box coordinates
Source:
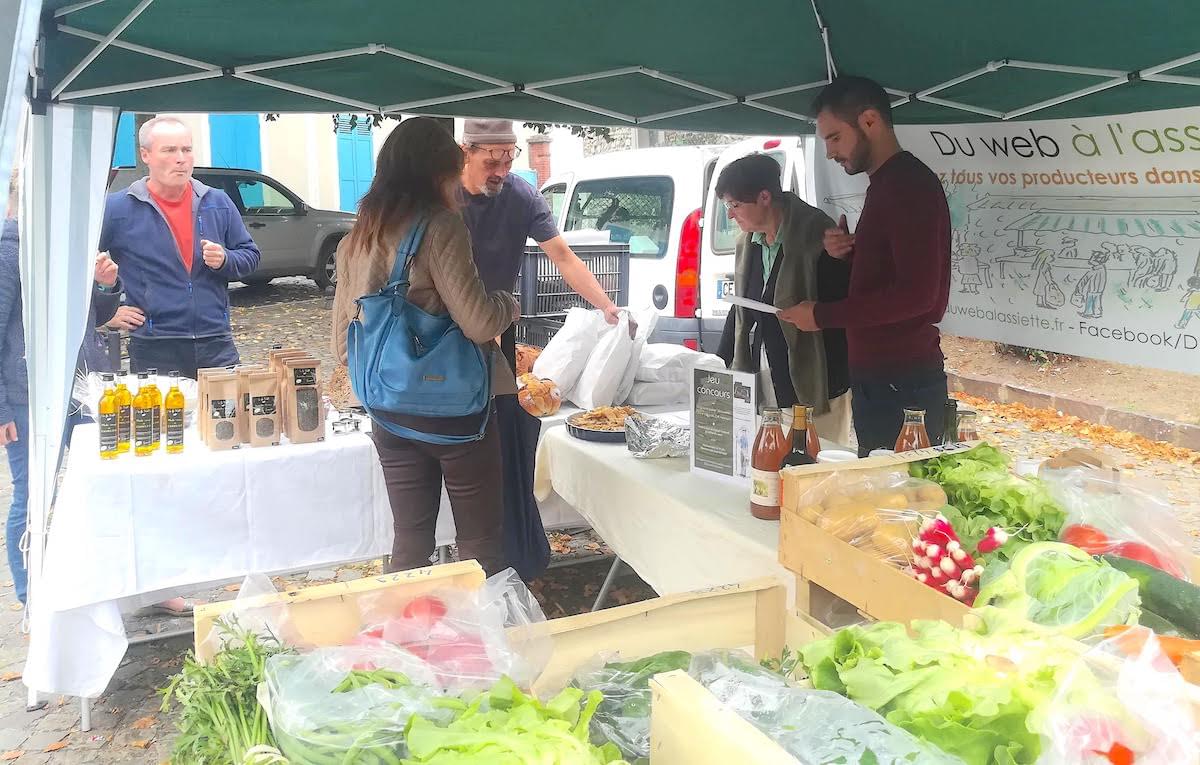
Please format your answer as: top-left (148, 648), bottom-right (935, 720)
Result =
top-left (717, 278), bottom-right (735, 300)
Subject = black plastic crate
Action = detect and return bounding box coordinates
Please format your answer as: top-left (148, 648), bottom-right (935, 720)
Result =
top-left (514, 315), bottom-right (565, 349)
top-left (513, 243), bottom-right (630, 317)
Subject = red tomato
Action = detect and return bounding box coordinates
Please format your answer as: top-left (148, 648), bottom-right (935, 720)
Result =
top-left (1061, 524), bottom-right (1112, 554)
top-left (1111, 541), bottom-right (1186, 578)
top-left (402, 595), bottom-right (448, 630)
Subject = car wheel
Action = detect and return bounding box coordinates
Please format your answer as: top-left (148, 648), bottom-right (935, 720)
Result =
top-left (313, 239), bottom-right (340, 290)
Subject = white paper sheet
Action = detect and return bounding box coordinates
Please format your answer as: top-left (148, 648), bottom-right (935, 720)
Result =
top-left (719, 294), bottom-right (780, 314)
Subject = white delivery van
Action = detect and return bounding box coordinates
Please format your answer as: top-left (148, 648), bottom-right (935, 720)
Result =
top-left (540, 145), bottom-right (723, 348)
top-left (698, 136), bottom-right (814, 335)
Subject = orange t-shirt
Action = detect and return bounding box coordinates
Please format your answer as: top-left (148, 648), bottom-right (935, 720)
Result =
top-left (149, 188), bottom-right (195, 274)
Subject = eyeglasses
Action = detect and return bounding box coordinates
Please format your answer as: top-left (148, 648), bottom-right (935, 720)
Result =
top-left (724, 199), bottom-right (748, 211)
top-left (470, 145), bottom-right (522, 161)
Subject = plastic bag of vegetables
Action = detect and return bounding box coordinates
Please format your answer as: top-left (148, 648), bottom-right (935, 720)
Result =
top-left (690, 651), bottom-right (966, 765)
top-left (572, 650), bottom-right (693, 763)
top-left (793, 468), bottom-right (949, 566)
top-left (259, 643), bottom-right (454, 764)
top-left (1034, 626), bottom-right (1200, 764)
top-left (974, 542), bottom-right (1141, 638)
top-left (1045, 467), bottom-right (1192, 581)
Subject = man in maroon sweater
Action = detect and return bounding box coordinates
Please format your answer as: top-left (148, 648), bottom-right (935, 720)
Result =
top-left (780, 76), bottom-right (951, 455)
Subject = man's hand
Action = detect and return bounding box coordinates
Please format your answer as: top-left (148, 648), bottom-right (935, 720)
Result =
top-left (603, 304), bottom-right (638, 338)
top-left (94, 253), bottom-right (118, 288)
top-left (105, 305), bottom-right (145, 331)
top-left (779, 301), bottom-right (820, 332)
top-left (0, 422), bottom-right (17, 446)
top-left (824, 214), bottom-right (855, 260)
top-left (201, 239), bottom-right (226, 269)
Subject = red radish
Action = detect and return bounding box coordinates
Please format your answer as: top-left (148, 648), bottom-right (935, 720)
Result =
top-left (402, 595), bottom-right (448, 631)
top-left (977, 527), bottom-right (1009, 554)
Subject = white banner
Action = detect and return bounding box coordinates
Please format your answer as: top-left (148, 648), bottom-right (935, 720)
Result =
top-left (813, 106), bottom-right (1200, 374)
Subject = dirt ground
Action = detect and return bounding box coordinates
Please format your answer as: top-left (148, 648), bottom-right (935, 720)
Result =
top-left (943, 334), bottom-right (1200, 425)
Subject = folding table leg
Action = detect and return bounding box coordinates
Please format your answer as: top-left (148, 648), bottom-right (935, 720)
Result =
top-left (437, 546), bottom-right (450, 565)
top-left (591, 557), bottom-right (622, 613)
top-left (81, 697), bottom-right (91, 733)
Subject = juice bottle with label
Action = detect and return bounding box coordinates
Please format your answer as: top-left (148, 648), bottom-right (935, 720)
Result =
top-left (165, 371), bottom-right (185, 454)
top-left (804, 405), bottom-right (821, 458)
top-left (133, 373), bottom-right (156, 457)
top-left (894, 408), bottom-right (931, 453)
top-left (956, 411), bottom-right (980, 442)
top-left (98, 373), bottom-right (119, 460)
top-left (145, 368), bottom-right (163, 450)
top-left (114, 373), bottom-right (132, 453)
top-left (750, 408), bottom-right (789, 521)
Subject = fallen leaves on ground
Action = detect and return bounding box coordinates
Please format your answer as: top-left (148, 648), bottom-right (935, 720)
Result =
top-left (0, 672), bottom-right (20, 682)
top-left (957, 394), bottom-right (1200, 466)
top-left (222, 583), bottom-right (241, 592)
top-left (130, 739), bottom-right (152, 749)
top-left (548, 533), bottom-right (573, 556)
top-left (43, 742), bottom-right (67, 753)
top-left (0, 751), bottom-right (22, 760)
top-left (130, 715), bottom-right (156, 730)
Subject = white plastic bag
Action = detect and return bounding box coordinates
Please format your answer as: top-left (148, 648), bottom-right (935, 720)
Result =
top-left (615, 308), bottom-right (659, 405)
top-left (571, 313), bottom-right (634, 409)
top-left (531, 307), bottom-right (604, 394)
top-left (626, 380), bottom-right (689, 406)
top-left (636, 344), bottom-right (724, 383)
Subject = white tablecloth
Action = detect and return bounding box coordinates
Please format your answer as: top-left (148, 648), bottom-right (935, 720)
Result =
top-left (24, 408), bottom-right (585, 698)
top-left (533, 416), bottom-right (799, 597)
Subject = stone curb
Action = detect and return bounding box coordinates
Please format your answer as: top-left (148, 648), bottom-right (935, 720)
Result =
top-left (947, 371), bottom-right (1200, 452)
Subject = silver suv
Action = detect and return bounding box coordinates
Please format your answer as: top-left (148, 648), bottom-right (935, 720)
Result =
top-left (108, 166), bottom-right (356, 289)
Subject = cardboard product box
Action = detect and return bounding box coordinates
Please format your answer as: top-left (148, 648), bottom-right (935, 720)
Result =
top-left (195, 367), bottom-right (235, 445)
top-left (283, 358), bottom-right (324, 444)
top-left (270, 352), bottom-right (315, 431)
top-left (203, 372), bottom-right (242, 450)
top-left (235, 365), bottom-right (268, 445)
top-left (246, 371), bottom-right (281, 447)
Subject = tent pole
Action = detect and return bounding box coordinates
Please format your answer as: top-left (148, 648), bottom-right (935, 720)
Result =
top-left (744, 101), bottom-right (814, 123)
top-left (917, 96), bottom-right (1004, 119)
top-left (525, 66), bottom-right (643, 90)
top-left (235, 46), bottom-right (378, 74)
top-left (57, 25), bottom-right (219, 72)
top-left (639, 99), bottom-right (739, 125)
top-left (808, 0), bottom-right (837, 79)
top-left (640, 69), bottom-right (732, 100)
top-left (1004, 76), bottom-right (1128, 120)
top-left (384, 86), bottom-right (512, 113)
top-left (53, 0), bottom-right (109, 18)
top-left (746, 79), bottom-right (830, 102)
top-left (59, 71), bottom-right (221, 101)
top-left (1142, 50), bottom-right (1200, 77)
top-left (232, 73), bottom-right (380, 112)
top-left (1143, 73), bottom-right (1200, 87)
top-left (1003, 59), bottom-right (1125, 78)
top-left (523, 89), bottom-right (636, 123)
top-left (916, 64), bottom-right (996, 99)
top-left (51, 0), bottom-right (156, 99)
top-left (379, 46), bottom-right (509, 87)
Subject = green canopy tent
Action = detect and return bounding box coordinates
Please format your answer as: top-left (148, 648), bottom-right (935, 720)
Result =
top-left (11, 0), bottom-right (1200, 714)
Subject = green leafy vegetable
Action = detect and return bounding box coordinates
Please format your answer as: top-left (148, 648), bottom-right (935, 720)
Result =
top-left (800, 619), bottom-right (1088, 765)
top-left (974, 542), bottom-right (1140, 638)
top-left (911, 444), bottom-right (1066, 561)
top-left (160, 620), bottom-right (291, 765)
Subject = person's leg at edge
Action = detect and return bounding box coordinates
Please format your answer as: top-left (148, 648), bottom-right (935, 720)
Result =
top-left (440, 409), bottom-right (505, 577)
top-left (371, 425), bottom-right (443, 573)
top-left (5, 405), bottom-right (28, 605)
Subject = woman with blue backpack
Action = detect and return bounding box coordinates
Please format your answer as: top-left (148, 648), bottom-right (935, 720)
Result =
top-left (332, 117), bottom-right (520, 576)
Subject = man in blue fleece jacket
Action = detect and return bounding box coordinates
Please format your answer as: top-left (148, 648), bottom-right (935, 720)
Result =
top-left (99, 116), bottom-right (261, 378)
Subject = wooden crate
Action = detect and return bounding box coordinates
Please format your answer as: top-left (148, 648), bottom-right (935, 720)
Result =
top-left (193, 560), bottom-right (486, 662)
top-left (535, 578), bottom-right (831, 765)
top-left (779, 504), bottom-right (972, 626)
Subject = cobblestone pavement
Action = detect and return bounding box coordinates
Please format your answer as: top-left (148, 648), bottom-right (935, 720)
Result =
top-left (0, 277), bottom-right (1192, 762)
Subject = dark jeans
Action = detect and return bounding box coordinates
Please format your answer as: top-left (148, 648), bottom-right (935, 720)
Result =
top-left (370, 409), bottom-right (504, 576)
top-left (129, 335), bottom-right (240, 379)
top-left (4, 405), bottom-right (27, 604)
top-left (851, 366), bottom-right (949, 457)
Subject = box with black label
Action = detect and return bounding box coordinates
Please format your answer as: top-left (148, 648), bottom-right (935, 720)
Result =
top-left (247, 371), bottom-right (281, 447)
top-left (270, 352), bottom-right (313, 429)
top-left (235, 365), bottom-right (267, 445)
top-left (204, 373), bottom-right (241, 450)
top-left (283, 358), bottom-right (323, 444)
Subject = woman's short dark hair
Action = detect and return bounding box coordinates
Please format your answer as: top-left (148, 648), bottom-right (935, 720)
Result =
top-left (811, 76), bottom-right (893, 127)
top-left (714, 154), bottom-right (783, 204)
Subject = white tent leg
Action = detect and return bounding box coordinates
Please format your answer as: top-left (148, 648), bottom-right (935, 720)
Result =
top-left (80, 697), bottom-right (91, 732)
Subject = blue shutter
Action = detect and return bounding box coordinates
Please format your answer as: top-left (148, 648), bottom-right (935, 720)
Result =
top-left (337, 114), bottom-right (374, 213)
top-left (111, 112), bottom-right (136, 168)
top-left (209, 114), bottom-right (263, 205)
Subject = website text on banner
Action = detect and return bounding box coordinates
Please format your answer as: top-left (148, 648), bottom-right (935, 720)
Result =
top-left (813, 105), bottom-right (1200, 374)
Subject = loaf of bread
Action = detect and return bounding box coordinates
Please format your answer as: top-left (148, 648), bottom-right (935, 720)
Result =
top-left (515, 344), bottom-right (542, 377)
top-left (517, 373), bottom-right (562, 417)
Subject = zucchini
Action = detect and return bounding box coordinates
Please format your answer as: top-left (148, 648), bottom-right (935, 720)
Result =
top-left (1103, 554), bottom-right (1200, 637)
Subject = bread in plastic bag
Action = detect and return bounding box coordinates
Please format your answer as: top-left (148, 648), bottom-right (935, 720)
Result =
top-left (571, 312), bottom-right (634, 409)
top-left (1034, 626), bottom-right (1200, 764)
top-left (614, 308), bottom-right (658, 406)
top-left (1044, 467), bottom-right (1192, 582)
top-left (532, 307), bottom-right (605, 395)
top-left (795, 469), bottom-right (948, 566)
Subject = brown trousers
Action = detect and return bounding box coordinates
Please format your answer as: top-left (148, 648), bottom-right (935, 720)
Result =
top-left (369, 410), bottom-right (504, 576)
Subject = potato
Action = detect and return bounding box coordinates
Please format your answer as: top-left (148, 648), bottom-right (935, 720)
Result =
top-left (798, 505), bottom-right (823, 523)
top-left (871, 523), bottom-right (915, 560)
top-left (817, 502), bottom-right (878, 542)
top-left (916, 484), bottom-right (948, 504)
top-left (822, 493), bottom-right (853, 509)
top-left (913, 499), bottom-right (946, 515)
top-left (875, 492), bottom-right (910, 510)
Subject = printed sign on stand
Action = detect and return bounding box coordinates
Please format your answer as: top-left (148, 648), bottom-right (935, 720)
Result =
top-left (689, 364), bottom-right (757, 484)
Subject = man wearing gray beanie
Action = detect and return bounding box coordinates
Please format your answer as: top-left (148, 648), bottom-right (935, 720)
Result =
top-left (457, 118), bottom-right (625, 580)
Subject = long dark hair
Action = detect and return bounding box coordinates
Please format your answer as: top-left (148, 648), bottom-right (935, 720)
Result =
top-left (345, 117), bottom-right (463, 257)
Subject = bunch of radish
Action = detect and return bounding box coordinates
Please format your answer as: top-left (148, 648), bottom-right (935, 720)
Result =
top-left (911, 514), bottom-right (1008, 603)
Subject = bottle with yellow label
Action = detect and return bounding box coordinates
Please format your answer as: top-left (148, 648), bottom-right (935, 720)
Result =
top-left (165, 371), bottom-right (185, 454)
top-left (98, 373), bottom-right (119, 460)
top-left (133, 373), bottom-right (156, 457)
top-left (114, 373), bottom-right (132, 453)
top-left (145, 367), bottom-right (163, 451)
